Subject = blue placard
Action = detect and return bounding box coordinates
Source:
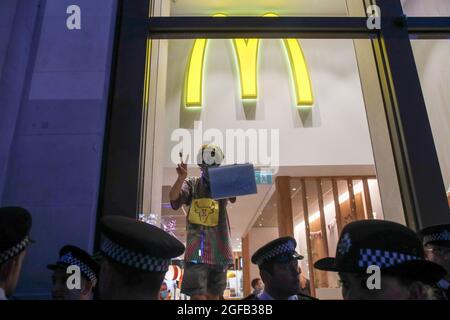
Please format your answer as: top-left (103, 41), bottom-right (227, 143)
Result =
top-left (208, 164), bottom-right (258, 199)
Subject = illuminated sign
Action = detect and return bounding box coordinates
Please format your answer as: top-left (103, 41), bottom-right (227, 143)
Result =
top-left (255, 170), bottom-right (273, 185)
top-left (185, 14), bottom-right (314, 108)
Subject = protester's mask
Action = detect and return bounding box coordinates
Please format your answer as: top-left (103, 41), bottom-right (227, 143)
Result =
top-left (197, 145), bottom-right (224, 181)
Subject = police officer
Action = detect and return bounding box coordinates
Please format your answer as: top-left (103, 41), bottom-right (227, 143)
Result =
top-left (246, 236), bottom-right (315, 300)
top-left (47, 245), bottom-right (99, 300)
top-left (420, 223), bottom-right (450, 298)
top-left (0, 207), bottom-right (33, 300)
top-left (315, 220), bottom-right (446, 300)
top-left (97, 216), bottom-right (185, 300)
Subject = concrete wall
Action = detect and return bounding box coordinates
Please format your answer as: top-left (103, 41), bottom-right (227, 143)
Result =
top-left (0, 0), bottom-right (117, 299)
top-left (0, 0), bottom-right (17, 79)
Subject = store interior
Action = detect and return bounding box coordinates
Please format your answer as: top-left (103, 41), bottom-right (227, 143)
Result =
top-left (141, 0), bottom-right (450, 300)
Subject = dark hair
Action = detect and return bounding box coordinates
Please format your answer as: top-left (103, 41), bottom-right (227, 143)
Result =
top-left (251, 278), bottom-right (261, 288)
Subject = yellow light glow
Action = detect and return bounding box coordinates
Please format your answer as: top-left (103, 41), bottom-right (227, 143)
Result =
top-left (185, 38), bottom-right (207, 107)
top-left (143, 39), bottom-right (152, 111)
top-left (184, 13), bottom-right (226, 107)
top-left (284, 39), bottom-right (314, 106)
top-left (184, 13), bottom-right (314, 108)
top-left (233, 39), bottom-right (259, 99)
top-left (221, 13), bottom-right (259, 100)
top-left (265, 13), bottom-right (313, 107)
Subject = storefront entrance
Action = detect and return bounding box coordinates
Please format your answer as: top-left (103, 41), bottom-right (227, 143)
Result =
top-left (98, 0), bottom-right (450, 299)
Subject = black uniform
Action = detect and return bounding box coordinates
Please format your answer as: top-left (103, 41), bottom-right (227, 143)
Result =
top-left (243, 292), bottom-right (316, 301)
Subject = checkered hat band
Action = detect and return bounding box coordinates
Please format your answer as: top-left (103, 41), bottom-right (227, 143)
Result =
top-left (60, 253), bottom-right (97, 283)
top-left (423, 230), bottom-right (450, 244)
top-left (358, 248), bottom-right (420, 269)
top-left (101, 237), bottom-right (170, 272)
top-left (256, 240), bottom-right (296, 265)
top-left (0, 236), bottom-right (30, 265)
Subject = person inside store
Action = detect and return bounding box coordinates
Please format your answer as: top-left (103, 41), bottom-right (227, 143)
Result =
top-left (314, 220), bottom-right (447, 300)
top-left (243, 278), bottom-right (265, 300)
top-left (169, 144), bottom-right (236, 300)
top-left (96, 216), bottom-right (185, 300)
top-left (251, 278), bottom-right (264, 296)
top-left (159, 281), bottom-right (171, 300)
top-left (420, 223), bottom-right (450, 299)
top-left (0, 207), bottom-right (33, 301)
top-left (47, 245), bottom-right (99, 300)
top-left (245, 236), bottom-right (315, 300)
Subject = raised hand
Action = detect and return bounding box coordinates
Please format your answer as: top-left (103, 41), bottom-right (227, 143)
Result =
top-left (176, 154), bottom-right (189, 181)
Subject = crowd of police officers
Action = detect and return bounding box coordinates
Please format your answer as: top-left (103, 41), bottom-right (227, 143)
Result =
top-left (0, 206), bottom-right (449, 300)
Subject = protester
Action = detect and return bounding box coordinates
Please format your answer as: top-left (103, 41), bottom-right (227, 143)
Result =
top-left (170, 144), bottom-right (235, 300)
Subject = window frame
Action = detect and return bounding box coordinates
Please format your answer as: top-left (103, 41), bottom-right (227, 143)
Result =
top-left (97, 0), bottom-right (450, 244)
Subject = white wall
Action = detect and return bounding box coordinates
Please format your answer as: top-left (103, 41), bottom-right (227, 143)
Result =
top-left (248, 227), bottom-right (279, 283)
top-left (401, 0), bottom-right (450, 16)
top-left (402, 0), bottom-right (450, 194)
top-left (169, 0), bottom-right (349, 17)
top-left (163, 39), bottom-right (375, 169)
top-left (411, 40), bottom-right (450, 192)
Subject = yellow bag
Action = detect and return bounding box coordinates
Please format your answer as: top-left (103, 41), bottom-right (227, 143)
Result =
top-left (188, 198), bottom-right (219, 227)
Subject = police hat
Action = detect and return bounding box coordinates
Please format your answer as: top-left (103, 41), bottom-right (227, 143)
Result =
top-left (314, 220), bottom-right (446, 284)
top-left (0, 207), bottom-right (33, 265)
top-left (99, 216), bottom-right (185, 273)
top-left (251, 236), bottom-right (304, 267)
top-left (420, 224), bottom-right (450, 248)
top-left (47, 245), bottom-right (99, 284)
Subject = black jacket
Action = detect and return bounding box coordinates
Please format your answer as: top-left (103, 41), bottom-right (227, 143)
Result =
top-left (242, 292), bottom-right (317, 301)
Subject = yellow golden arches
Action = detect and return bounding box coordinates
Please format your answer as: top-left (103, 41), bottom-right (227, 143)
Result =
top-left (284, 39), bottom-right (314, 106)
top-left (184, 14), bottom-right (225, 107)
top-left (185, 38), bottom-right (207, 107)
top-left (264, 13), bottom-right (314, 106)
top-left (233, 38), bottom-right (260, 100)
top-left (184, 13), bottom-right (314, 107)
top-left (185, 37), bottom-right (260, 106)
